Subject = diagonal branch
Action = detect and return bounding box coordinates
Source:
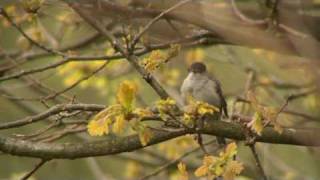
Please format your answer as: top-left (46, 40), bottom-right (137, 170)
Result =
top-left (131, 0), bottom-right (192, 48)
top-left (44, 61), bottom-right (109, 100)
top-left (0, 8), bottom-right (65, 57)
top-left (68, 2), bottom-right (170, 99)
top-left (20, 159), bottom-right (49, 180)
top-left (139, 139), bottom-right (216, 180)
top-left (249, 144), bottom-right (268, 180)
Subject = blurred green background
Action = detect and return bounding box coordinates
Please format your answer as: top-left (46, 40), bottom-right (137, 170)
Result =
top-left (1, 0), bottom-right (320, 179)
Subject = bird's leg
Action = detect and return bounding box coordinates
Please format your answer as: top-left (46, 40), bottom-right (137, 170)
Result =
top-left (214, 112), bottom-right (227, 147)
top-left (196, 116), bottom-right (208, 155)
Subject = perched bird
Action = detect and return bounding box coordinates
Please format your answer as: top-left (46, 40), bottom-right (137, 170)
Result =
top-left (180, 62), bottom-right (228, 145)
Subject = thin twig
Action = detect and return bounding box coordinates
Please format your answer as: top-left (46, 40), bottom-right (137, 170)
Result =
top-left (0, 103), bottom-right (104, 130)
top-left (234, 95), bottom-right (319, 123)
top-left (0, 31), bottom-right (220, 82)
top-left (13, 121), bottom-right (59, 139)
top-left (249, 144), bottom-right (268, 180)
top-left (44, 61), bottom-right (109, 100)
top-left (228, 0), bottom-right (309, 38)
top-left (69, 3), bottom-right (170, 99)
top-left (165, 19), bottom-right (184, 38)
top-left (131, 0), bottom-right (192, 49)
top-left (0, 8), bottom-right (65, 57)
top-left (229, 0), bottom-right (267, 25)
top-left (139, 140), bottom-right (216, 180)
top-left (0, 58), bottom-right (69, 82)
top-left (20, 159), bottom-right (49, 180)
top-left (39, 126), bottom-right (86, 143)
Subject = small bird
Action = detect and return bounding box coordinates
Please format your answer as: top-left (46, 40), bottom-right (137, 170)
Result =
top-left (180, 62), bottom-right (228, 145)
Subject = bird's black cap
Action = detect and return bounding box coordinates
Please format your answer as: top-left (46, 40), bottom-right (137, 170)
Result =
top-left (189, 62), bottom-right (206, 73)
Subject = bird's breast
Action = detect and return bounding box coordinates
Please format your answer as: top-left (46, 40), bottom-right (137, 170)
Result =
top-left (181, 74), bottom-right (220, 106)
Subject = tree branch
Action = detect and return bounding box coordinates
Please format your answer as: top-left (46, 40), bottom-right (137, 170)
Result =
top-left (68, 2), bottom-right (170, 99)
top-left (131, 0), bottom-right (192, 48)
top-left (20, 159), bottom-right (49, 180)
top-left (0, 30), bottom-right (221, 82)
top-left (139, 140), bottom-right (216, 180)
top-left (249, 144), bottom-right (268, 180)
top-left (0, 104), bottom-right (104, 130)
top-left (0, 120), bottom-right (319, 159)
top-left (0, 8), bottom-right (65, 57)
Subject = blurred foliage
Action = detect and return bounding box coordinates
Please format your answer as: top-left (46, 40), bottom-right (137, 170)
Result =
top-left (0, 0), bottom-right (320, 180)
top-left (194, 143), bottom-right (243, 180)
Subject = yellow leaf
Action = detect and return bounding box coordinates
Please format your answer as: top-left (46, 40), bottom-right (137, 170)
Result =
top-left (194, 165), bottom-right (208, 177)
top-left (117, 80), bottom-right (137, 111)
top-left (249, 112), bottom-right (264, 136)
top-left (112, 115), bottom-right (126, 135)
top-left (223, 161), bottom-right (244, 180)
top-left (224, 142), bottom-right (237, 158)
top-left (156, 98), bottom-right (176, 117)
top-left (149, 50), bottom-right (167, 62)
top-left (194, 144), bottom-right (243, 180)
top-left (178, 162), bottom-right (186, 172)
top-left (87, 118), bottom-right (111, 136)
top-left (139, 127), bottom-right (153, 146)
top-left (157, 98), bottom-right (176, 106)
top-left (214, 165), bottom-right (224, 176)
top-left (141, 50), bottom-right (168, 72)
top-left (182, 113), bottom-right (195, 126)
top-left (203, 155), bottom-right (217, 166)
top-left (133, 108), bottom-right (154, 117)
top-left (197, 102), bottom-right (219, 115)
top-left (177, 162), bottom-right (189, 180)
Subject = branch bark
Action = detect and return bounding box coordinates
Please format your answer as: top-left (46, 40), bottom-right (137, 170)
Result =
top-left (0, 120), bottom-right (319, 159)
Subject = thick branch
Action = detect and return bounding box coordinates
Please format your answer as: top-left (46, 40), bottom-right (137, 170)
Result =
top-left (0, 120), bottom-right (319, 159)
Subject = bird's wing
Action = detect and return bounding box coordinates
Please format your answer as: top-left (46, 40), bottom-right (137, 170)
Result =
top-left (206, 74), bottom-right (228, 118)
top-left (180, 77), bottom-right (192, 106)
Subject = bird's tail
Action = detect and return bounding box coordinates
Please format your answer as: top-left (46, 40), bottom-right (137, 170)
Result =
top-left (217, 136), bottom-right (226, 146)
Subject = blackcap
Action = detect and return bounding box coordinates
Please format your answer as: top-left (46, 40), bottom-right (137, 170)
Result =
top-left (180, 62), bottom-right (228, 145)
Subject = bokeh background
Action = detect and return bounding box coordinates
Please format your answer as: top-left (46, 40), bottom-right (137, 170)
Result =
top-left (0, 0), bottom-right (320, 179)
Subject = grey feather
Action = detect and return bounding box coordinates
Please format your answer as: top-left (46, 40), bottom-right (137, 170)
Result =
top-left (180, 72), bottom-right (228, 117)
